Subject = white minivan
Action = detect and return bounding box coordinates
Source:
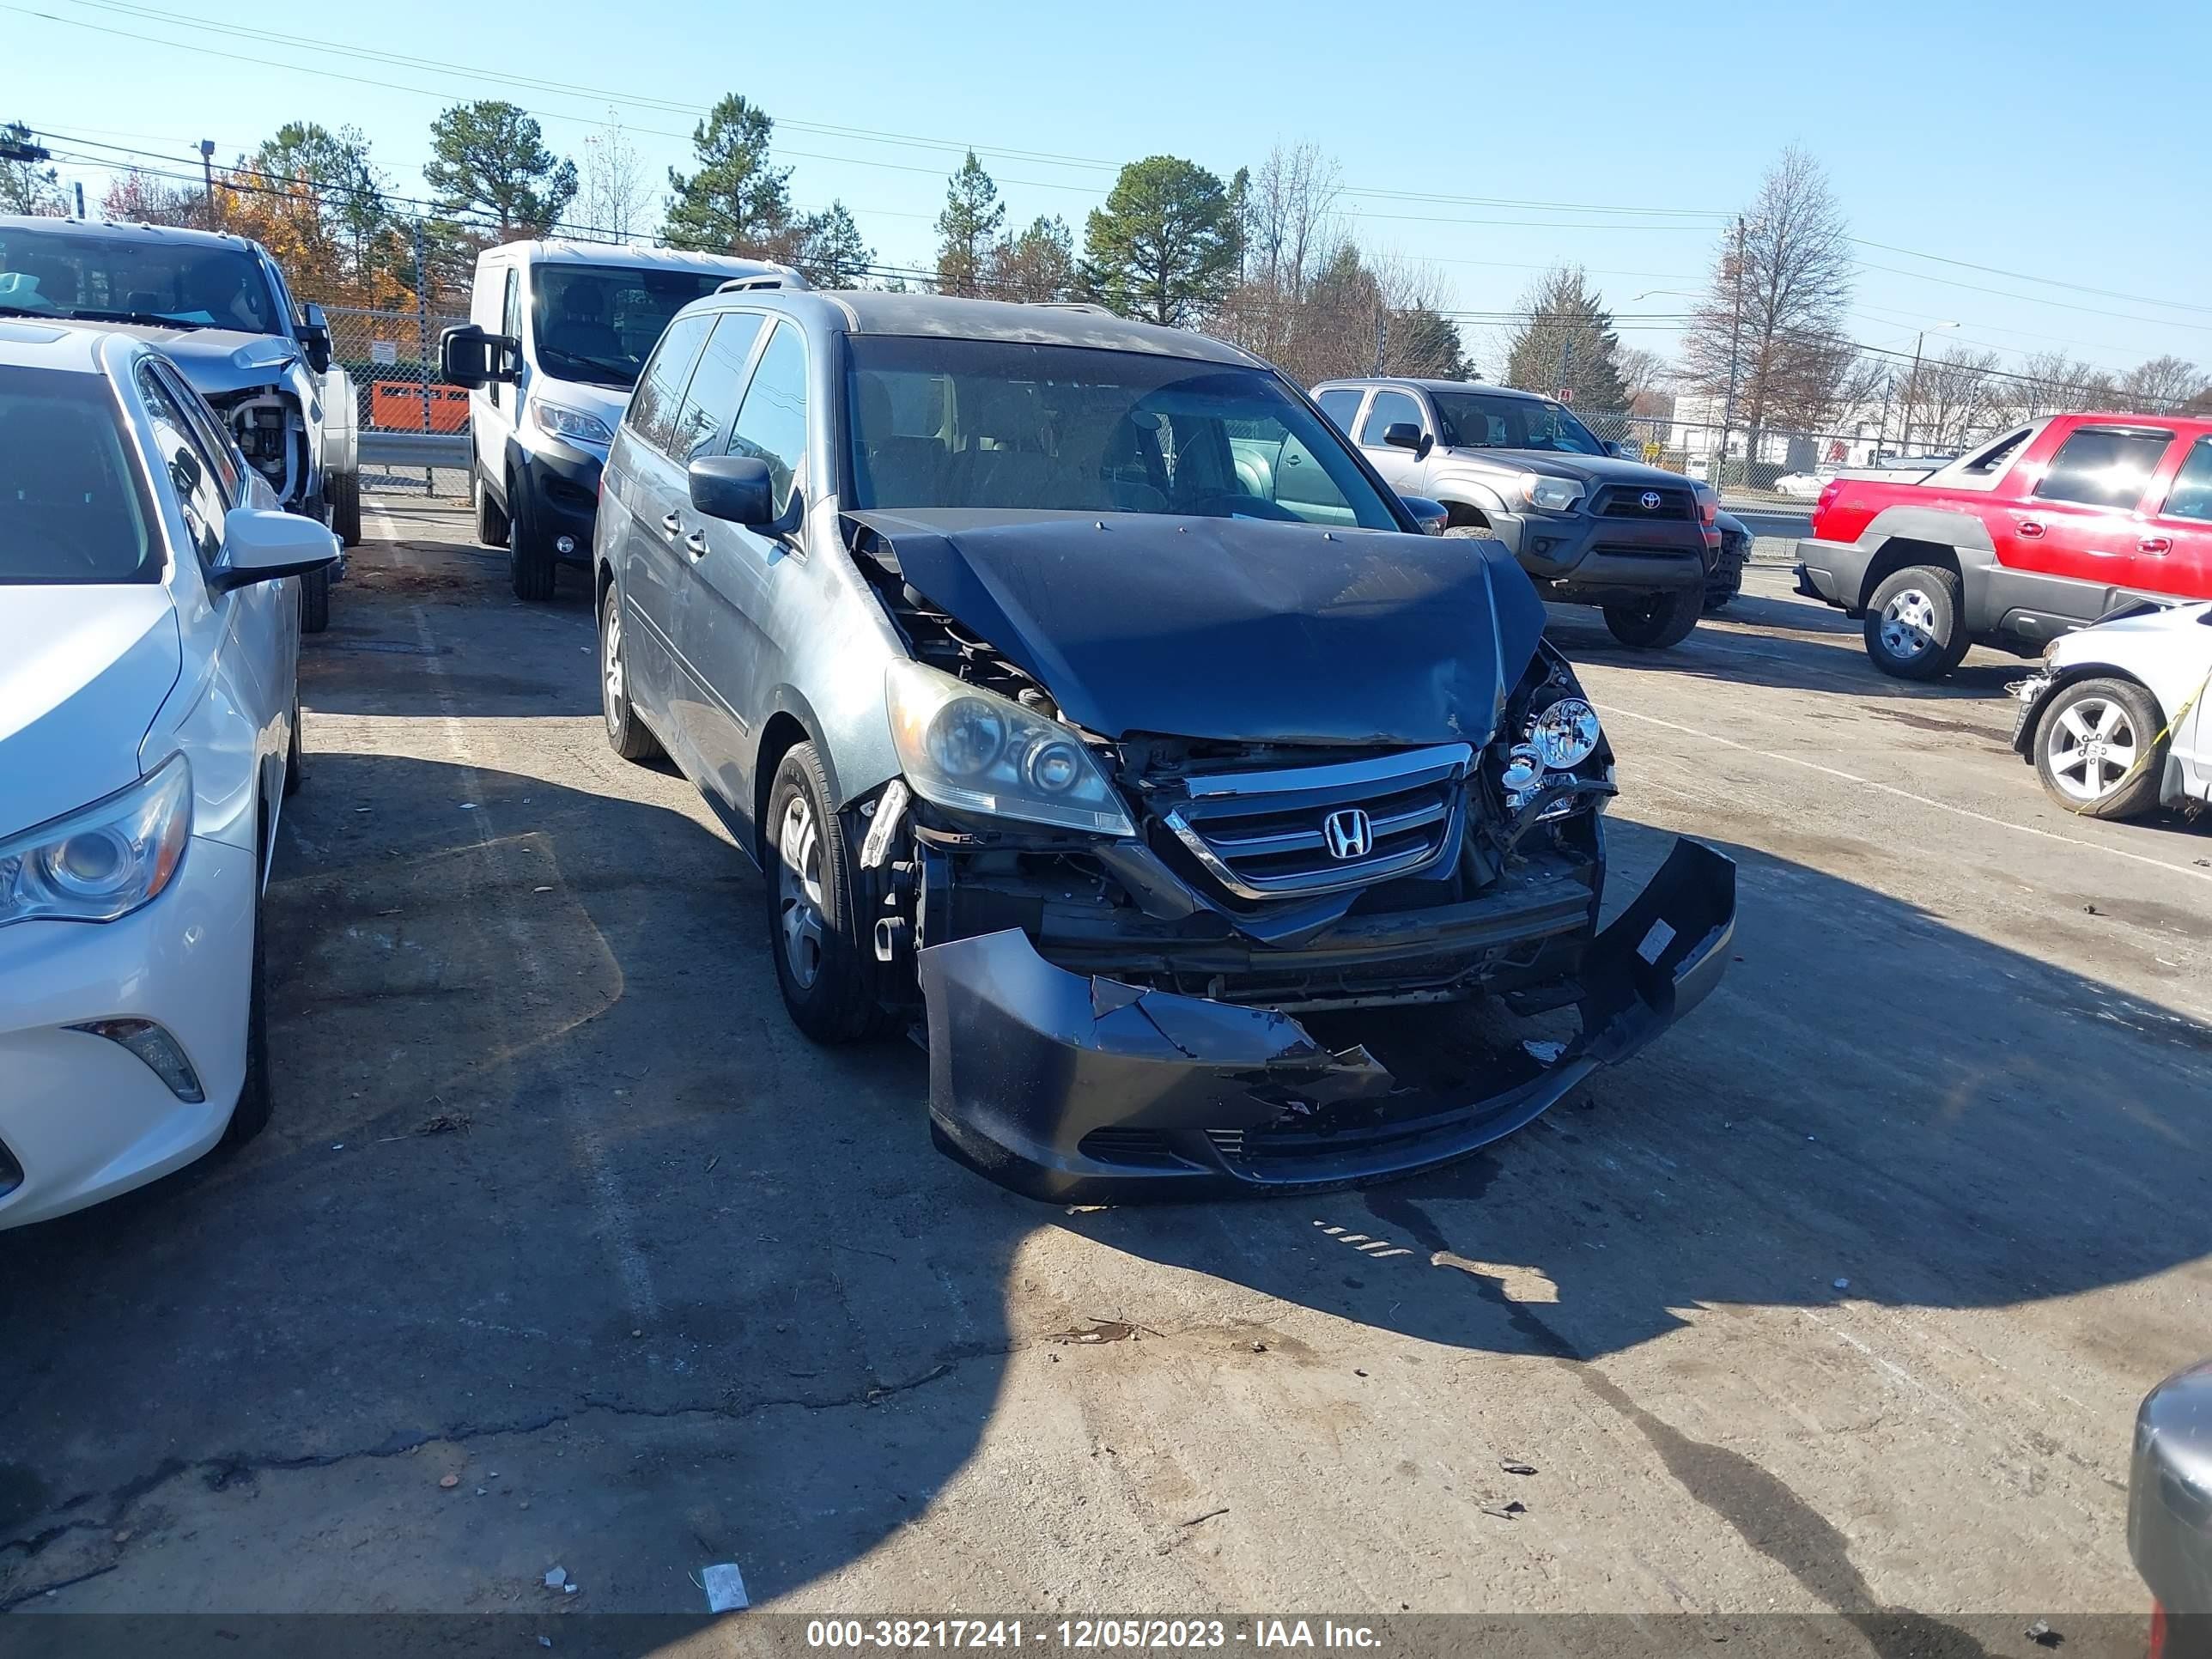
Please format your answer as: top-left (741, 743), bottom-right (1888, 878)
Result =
top-left (438, 240), bottom-right (790, 600)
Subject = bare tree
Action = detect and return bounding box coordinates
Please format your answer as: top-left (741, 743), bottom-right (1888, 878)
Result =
top-left (1616, 347), bottom-right (1674, 416)
top-left (2014, 350), bottom-right (2118, 418)
top-left (1901, 346), bottom-right (2005, 451)
top-left (1243, 143), bottom-right (1340, 297)
top-left (1682, 148), bottom-right (1856, 453)
top-left (2117, 355), bottom-right (2211, 412)
top-left (577, 112), bottom-right (647, 241)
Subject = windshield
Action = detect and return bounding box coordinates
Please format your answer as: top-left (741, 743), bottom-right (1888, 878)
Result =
top-left (1430, 390), bottom-right (1606, 456)
top-left (846, 337), bottom-right (1403, 531)
top-left (0, 227), bottom-right (281, 334)
top-left (531, 265), bottom-right (733, 389)
top-left (0, 367), bottom-right (157, 584)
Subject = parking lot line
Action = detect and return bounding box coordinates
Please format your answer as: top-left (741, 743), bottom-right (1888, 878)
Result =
top-left (1595, 701), bottom-right (2212, 888)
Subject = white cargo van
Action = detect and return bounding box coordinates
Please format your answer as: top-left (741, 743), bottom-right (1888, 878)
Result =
top-left (438, 240), bottom-right (791, 599)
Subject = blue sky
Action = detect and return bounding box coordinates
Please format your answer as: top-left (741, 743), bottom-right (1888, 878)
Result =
top-left (9, 0), bottom-right (2209, 380)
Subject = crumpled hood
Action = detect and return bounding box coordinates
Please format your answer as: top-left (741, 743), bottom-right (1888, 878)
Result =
top-left (848, 508), bottom-right (1546, 745)
top-left (102, 324), bottom-right (307, 399)
top-left (0, 586), bottom-right (181, 836)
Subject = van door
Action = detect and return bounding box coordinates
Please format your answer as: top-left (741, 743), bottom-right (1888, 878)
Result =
top-left (610, 310), bottom-right (715, 757)
top-left (468, 259), bottom-right (520, 505)
top-left (673, 319), bottom-right (808, 818)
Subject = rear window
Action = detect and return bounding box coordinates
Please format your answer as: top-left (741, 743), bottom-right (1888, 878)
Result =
top-left (0, 367), bottom-right (157, 584)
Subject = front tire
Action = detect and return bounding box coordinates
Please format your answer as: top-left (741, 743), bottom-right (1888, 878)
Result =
top-left (1602, 586), bottom-right (1702, 648)
top-left (599, 584), bottom-right (663, 763)
top-left (283, 698), bottom-right (303, 798)
top-left (221, 876), bottom-right (273, 1149)
top-left (330, 470), bottom-right (362, 547)
top-left (507, 474), bottom-right (556, 602)
top-left (1863, 564), bottom-right (1969, 680)
top-left (299, 564), bottom-right (331, 634)
top-left (766, 744), bottom-right (896, 1044)
top-left (2034, 677), bottom-right (2166, 820)
top-left (1443, 522), bottom-right (1498, 540)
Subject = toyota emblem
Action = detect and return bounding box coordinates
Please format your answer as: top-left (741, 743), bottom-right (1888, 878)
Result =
top-left (1638, 489), bottom-right (1662, 510)
top-left (1322, 808), bottom-right (1373, 861)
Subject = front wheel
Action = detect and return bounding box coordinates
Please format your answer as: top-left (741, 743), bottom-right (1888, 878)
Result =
top-left (222, 878), bottom-right (273, 1148)
top-left (599, 584), bottom-right (663, 763)
top-left (2033, 677), bottom-right (2166, 820)
top-left (473, 471), bottom-right (510, 549)
top-left (299, 564), bottom-right (331, 634)
top-left (330, 470), bottom-right (362, 547)
top-left (507, 476), bottom-right (556, 602)
top-left (765, 744), bottom-right (897, 1045)
top-left (1863, 564), bottom-right (1968, 680)
top-left (1602, 586), bottom-right (1702, 648)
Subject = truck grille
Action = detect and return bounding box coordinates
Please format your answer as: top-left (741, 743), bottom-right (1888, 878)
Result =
top-left (1158, 743), bottom-right (1470, 901)
top-left (1594, 483), bottom-right (1695, 520)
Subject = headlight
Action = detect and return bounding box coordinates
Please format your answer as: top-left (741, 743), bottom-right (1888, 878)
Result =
top-left (0, 754), bottom-right (191, 928)
top-left (1519, 474), bottom-right (1582, 514)
top-left (1692, 482), bottom-right (1719, 526)
top-left (1529, 698), bottom-right (1601, 769)
top-left (531, 401), bottom-right (613, 447)
top-left (885, 661), bottom-right (1135, 836)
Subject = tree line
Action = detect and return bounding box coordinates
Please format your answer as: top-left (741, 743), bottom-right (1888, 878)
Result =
top-left (7, 107), bottom-right (2206, 427)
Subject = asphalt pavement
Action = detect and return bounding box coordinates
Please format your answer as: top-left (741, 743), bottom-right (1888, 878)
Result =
top-left (2, 494), bottom-right (2206, 1632)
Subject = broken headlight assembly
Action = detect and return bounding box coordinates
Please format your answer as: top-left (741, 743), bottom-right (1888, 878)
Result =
top-left (1495, 675), bottom-right (1611, 821)
top-left (885, 659), bottom-right (1135, 837)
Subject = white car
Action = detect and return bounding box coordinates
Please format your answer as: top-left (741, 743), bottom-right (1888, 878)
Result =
top-left (2010, 601), bottom-right (2212, 821)
top-left (0, 321), bottom-right (336, 1230)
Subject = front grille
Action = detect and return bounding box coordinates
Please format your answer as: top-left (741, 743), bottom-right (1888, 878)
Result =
top-left (1158, 743), bottom-right (1470, 901)
top-left (1594, 483), bottom-right (1695, 520)
top-left (1078, 1127), bottom-right (1198, 1170)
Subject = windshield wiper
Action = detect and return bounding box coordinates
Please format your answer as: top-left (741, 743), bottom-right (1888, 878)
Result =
top-left (65, 307), bottom-right (207, 330)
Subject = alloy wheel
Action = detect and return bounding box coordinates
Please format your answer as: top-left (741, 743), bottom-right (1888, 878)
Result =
top-left (2045, 696), bottom-right (2139, 802)
top-left (601, 600), bottom-right (626, 737)
top-left (1878, 588), bottom-right (1938, 659)
top-left (776, 792), bottom-right (827, 989)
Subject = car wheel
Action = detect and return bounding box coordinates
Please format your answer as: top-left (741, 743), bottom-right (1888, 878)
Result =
top-left (1443, 523), bottom-right (1498, 540)
top-left (331, 470), bottom-right (362, 547)
top-left (507, 476), bottom-right (556, 602)
top-left (473, 471), bottom-right (509, 549)
top-left (599, 584), bottom-right (663, 763)
top-left (221, 874), bottom-right (273, 1148)
top-left (2033, 677), bottom-right (2166, 820)
top-left (283, 698), bottom-right (303, 798)
top-left (1863, 565), bottom-right (1968, 680)
top-left (299, 564), bottom-right (331, 634)
top-left (1602, 586), bottom-right (1702, 648)
top-left (766, 743), bottom-right (896, 1044)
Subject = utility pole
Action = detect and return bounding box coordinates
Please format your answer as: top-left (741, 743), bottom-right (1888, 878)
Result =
top-left (1556, 336), bottom-right (1575, 401)
top-left (413, 219), bottom-right (434, 467)
top-left (1899, 322), bottom-right (1957, 457)
top-left (72, 179), bottom-right (84, 219)
top-left (198, 139), bottom-right (216, 228)
top-left (1715, 214), bottom-right (1747, 489)
top-left (1371, 294), bottom-right (1386, 375)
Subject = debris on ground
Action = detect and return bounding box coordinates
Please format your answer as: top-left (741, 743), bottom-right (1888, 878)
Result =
top-left (1051, 1321), bottom-right (1134, 1345)
top-left (1499, 1460), bottom-right (1538, 1476)
top-left (416, 1110), bottom-right (471, 1136)
top-left (1180, 1507), bottom-right (1229, 1528)
top-left (1249, 1340), bottom-right (1267, 1353)
top-left (700, 1561), bottom-right (749, 1613)
top-left (1480, 1499), bottom-right (1528, 1520)
top-left (2026, 1620), bottom-right (2060, 1648)
top-left (1522, 1039), bottom-right (1567, 1063)
top-left (1832, 1277), bottom-right (1850, 1291)
top-left (437, 1474), bottom-right (459, 1489)
top-left (544, 1567), bottom-right (567, 1590)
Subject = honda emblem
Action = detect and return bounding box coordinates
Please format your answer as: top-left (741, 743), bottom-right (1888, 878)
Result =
top-left (1322, 808), bottom-right (1373, 861)
top-left (1639, 489), bottom-right (1662, 510)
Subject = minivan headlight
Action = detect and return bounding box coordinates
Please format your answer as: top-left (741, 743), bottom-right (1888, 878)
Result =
top-left (532, 401), bottom-right (614, 447)
top-left (0, 754), bottom-right (191, 927)
top-left (885, 661), bottom-right (1134, 836)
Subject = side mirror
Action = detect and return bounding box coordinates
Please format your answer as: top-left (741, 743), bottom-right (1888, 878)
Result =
top-left (439, 323), bottom-right (520, 390)
top-left (690, 454), bottom-right (776, 527)
top-left (1401, 495), bottom-right (1449, 536)
top-left (210, 507), bottom-right (338, 592)
top-left (297, 301), bottom-right (331, 374)
top-left (1382, 421), bottom-right (1430, 456)
top-left (1603, 439), bottom-right (1625, 459)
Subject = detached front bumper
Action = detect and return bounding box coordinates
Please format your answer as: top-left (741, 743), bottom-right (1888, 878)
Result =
top-left (920, 838), bottom-right (1736, 1201)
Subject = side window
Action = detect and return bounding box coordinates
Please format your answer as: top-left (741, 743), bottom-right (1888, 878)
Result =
top-left (627, 313), bottom-right (715, 459)
top-left (2160, 439), bottom-right (2212, 524)
top-left (1315, 388), bottom-right (1363, 434)
top-left (726, 321), bottom-right (808, 515)
top-left (496, 267), bottom-right (520, 410)
top-left (2033, 428), bottom-right (2172, 509)
top-left (137, 364), bottom-right (229, 570)
top-left (1358, 389), bottom-right (1425, 447)
top-left (154, 362), bottom-right (243, 504)
top-left (668, 312), bottom-right (767, 464)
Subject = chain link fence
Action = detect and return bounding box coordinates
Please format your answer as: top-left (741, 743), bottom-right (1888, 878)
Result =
top-left (325, 304), bottom-right (471, 496)
top-left (1574, 411), bottom-right (1894, 503)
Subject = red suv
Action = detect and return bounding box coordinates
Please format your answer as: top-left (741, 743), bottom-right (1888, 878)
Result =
top-left (1795, 413), bottom-right (2212, 678)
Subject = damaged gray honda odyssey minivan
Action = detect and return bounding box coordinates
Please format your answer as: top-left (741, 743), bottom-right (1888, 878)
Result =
top-left (592, 287), bottom-right (1736, 1200)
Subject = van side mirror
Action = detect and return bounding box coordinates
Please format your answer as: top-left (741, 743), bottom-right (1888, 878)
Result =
top-left (439, 323), bottom-right (520, 390)
top-left (690, 455), bottom-right (776, 527)
top-left (297, 302), bottom-right (331, 374)
top-left (210, 507), bottom-right (338, 592)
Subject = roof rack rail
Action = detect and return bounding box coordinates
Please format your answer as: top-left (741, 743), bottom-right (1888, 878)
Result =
top-left (1026, 301), bottom-right (1115, 317)
top-left (716, 267), bottom-right (812, 294)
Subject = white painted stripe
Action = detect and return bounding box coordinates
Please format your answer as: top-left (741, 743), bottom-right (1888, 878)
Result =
top-left (1595, 701), bottom-right (2212, 887)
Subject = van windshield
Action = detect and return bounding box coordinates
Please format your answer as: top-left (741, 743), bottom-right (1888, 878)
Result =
top-left (531, 265), bottom-right (732, 388)
top-left (846, 336), bottom-right (1403, 531)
